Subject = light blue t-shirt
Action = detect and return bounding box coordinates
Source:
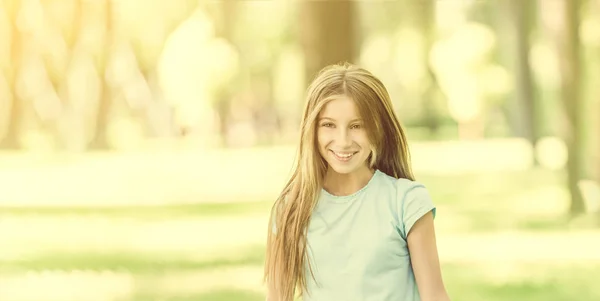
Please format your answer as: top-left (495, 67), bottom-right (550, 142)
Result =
top-left (303, 169), bottom-right (436, 301)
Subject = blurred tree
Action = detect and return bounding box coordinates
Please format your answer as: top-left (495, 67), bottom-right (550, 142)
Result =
top-left (0, 0), bottom-right (22, 149)
top-left (299, 0), bottom-right (357, 84)
top-left (512, 0), bottom-right (540, 149)
top-left (158, 7), bottom-right (239, 148)
top-left (596, 0), bottom-right (600, 187)
top-left (414, 0), bottom-right (445, 137)
top-left (88, 0), bottom-right (112, 150)
top-left (88, 0), bottom-right (198, 149)
top-left (489, 0), bottom-right (540, 145)
top-left (129, 0), bottom-right (197, 138)
top-left (213, 0), bottom-right (238, 147)
top-left (556, 0), bottom-right (586, 215)
top-left (43, 0), bottom-right (84, 151)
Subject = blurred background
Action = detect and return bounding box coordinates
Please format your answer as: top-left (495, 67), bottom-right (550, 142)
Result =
top-left (0, 0), bottom-right (599, 300)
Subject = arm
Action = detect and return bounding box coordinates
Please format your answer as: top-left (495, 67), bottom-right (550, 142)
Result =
top-left (266, 288), bottom-right (277, 301)
top-left (407, 211), bottom-right (451, 301)
top-left (266, 285), bottom-right (278, 301)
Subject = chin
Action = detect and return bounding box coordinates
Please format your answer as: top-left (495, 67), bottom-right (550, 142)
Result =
top-left (328, 165), bottom-right (356, 175)
top-left (326, 158), bottom-right (368, 175)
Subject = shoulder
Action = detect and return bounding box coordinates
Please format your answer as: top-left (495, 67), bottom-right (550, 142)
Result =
top-left (395, 177), bottom-right (429, 201)
top-left (394, 177), bottom-right (434, 210)
top-left (376, 171), bottom-right (436, 239)
top-left (375, 170), bottom-right (429, 198)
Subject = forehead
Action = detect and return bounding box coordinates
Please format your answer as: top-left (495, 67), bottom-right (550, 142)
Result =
top-left (319, 96), bottom-right (360, 119)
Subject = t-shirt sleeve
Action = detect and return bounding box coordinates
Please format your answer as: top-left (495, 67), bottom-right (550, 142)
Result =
top-left (396, 180), bottom-right (436, 240)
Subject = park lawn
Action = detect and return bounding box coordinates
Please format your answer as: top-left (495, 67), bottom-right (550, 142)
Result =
top-left (189, 263), bottom-right (600, 301)
top-left (162, 262), bottom-right (600, 301)
top-left (3, 167), bottom-right (595, 301)
top-left (3, 228), bottom-right (600, 301)
top-left (2, 234), bottom-right (599, 300)
top-left (0, 201), bottom-right (273, 218)
top-left (0, 168), bottom-right (571, 233)
top-left (3, 256), bottom-right (599, 301)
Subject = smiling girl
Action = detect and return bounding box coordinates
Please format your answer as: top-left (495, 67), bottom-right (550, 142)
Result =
top-left (264, 63), bottom-right (450, 301)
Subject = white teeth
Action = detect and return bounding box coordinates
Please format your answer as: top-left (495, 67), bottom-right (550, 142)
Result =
top-left (333, 152), bottom-right (355, 158)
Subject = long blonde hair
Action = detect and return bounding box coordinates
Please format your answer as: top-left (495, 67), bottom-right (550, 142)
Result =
top-left (263, 62), bottom-right (414, 301)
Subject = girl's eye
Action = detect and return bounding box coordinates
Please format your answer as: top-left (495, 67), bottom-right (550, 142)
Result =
top-left (350, 124), bottom-right (362, 129)
top-left (322, 123), bottom-right (334, 128)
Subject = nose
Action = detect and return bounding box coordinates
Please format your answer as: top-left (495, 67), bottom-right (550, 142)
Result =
top-left (336, 127), bottom-right (352, 148)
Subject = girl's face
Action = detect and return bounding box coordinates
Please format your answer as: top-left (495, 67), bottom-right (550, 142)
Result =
top-left (316, 96), bottom-right (373, 176)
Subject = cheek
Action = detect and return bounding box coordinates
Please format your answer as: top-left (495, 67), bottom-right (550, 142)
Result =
top-left (316, 130), bottom-right (328, 148)
top-left (353, 132), bottom-right (371, 147)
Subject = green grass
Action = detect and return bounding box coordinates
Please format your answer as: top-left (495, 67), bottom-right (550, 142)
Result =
top-left (13, 262), bottom-right (593, 301)
top-left (0, 168), bottom-right (570, 233)
top-left (1, 168), bottom-right (563, 213)
top-left (442, 263), bottom-right (600, 301)
top-left (4, 244), bottom-right (599, 301)
top-left (181, 263), bottom-right (600, 301)
top-left (417, 168), bottom-right (564, 202)
top-left (5, 256), bottom-right (599, 301)
top-left (0, 246), bottom-right (265, 272)
top-left (129, 290), bottom-right (266, 301)
top-left (1, 164), bottom-right (594, 301)
top-left (0, 201), bottom-right (273, 219)
top-left (1, 145), bottom-right (596, 301)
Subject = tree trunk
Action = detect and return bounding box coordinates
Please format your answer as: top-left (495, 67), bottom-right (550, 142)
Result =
top-left (557, 0), bottom-right (586, 216)
top-left (136, 1), bottom-right (199, 140)
top-left (89, 82), bottom-right (112, 150)
top-left (88, 0), bottom-right (112, 150)
top-left (512, 0), bottom-right (539, 148)
top-left (214, 0), bottom-right (238, 147)
top-left (299, 0), bottom-right (357, 84)
top-left (0, 84), bottom-right (22, 149)
top-left (0, 0), bottom-right (22, 149)
top-left (415, 0), bottom-right (443, 137)
top-left (597, 0), bottom-right (600, 189)
top-left (0, 94), bottom-right (22, 149)
top-left (491, 1), bottom-right (533, 141)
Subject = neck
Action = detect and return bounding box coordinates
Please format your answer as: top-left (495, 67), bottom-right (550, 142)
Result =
top-left (323, 166), bottom-right (375, 196)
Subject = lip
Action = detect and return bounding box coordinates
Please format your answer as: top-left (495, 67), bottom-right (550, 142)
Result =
top-left (330, 150), bottom-right (358, 162)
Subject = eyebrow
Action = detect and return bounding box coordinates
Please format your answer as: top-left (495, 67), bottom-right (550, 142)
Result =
top-left (319, 117), bottom-right (363, 122)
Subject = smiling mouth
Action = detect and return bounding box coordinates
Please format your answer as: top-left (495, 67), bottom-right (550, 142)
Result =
top-left (330, 150), bottom-right (358, 162)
